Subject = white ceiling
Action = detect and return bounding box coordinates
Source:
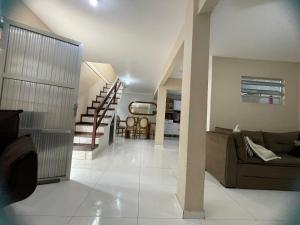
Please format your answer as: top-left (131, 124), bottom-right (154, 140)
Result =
top-left (22, 0), bottom-right (187, 93)
top-left (211, 0), bottom-right (300, 63)
top-left (172, 0), bottom-right (300, 79)
top-left (22, 0), bottom-right (300, 92)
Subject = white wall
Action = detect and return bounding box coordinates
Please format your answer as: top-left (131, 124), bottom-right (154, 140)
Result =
top-left (4, 0), bottom-right (50, 32)
top-left (76, 62), bottom-right (106, 122)
top-left (155, 78), bottom-right (182, 144)
top-left (117, 91), bottom-right (156, 123)
top-left (87, 63), bottom-right (117, 84)
top-left (210, 56), bottom-right (300, 132)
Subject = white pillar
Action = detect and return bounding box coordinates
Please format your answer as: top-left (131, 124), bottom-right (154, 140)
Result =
top-left (177, 0), bottom-right (213, 219)
top-left (155, 85), bottom-right (167, 145)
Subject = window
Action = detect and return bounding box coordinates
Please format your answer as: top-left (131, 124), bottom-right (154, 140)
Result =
top-left (241, 76), bottom-right (285, 105)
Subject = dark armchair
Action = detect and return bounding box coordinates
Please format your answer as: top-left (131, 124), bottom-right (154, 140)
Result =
top-left (0, 110), bottom-right (38, 207)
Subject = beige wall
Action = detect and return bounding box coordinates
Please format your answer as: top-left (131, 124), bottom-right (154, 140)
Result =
top-left (4, 0), bottom-right (50, 32)
top-left (117, 91), bottom-right (156, 123)
top-left (154, 85), bottom-right (167, 145)
top-left (155, 78), bottom-right (182, 145)
top-left (210, 56), bottom-right (300, 132)
top-left (164, 78), bottom-right (182, 91)
top-left (76, 62), bottom-right (106, 122)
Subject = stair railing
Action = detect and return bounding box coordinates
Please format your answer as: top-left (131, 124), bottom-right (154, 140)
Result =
top-left (91, 78), bottom-right (122, 149)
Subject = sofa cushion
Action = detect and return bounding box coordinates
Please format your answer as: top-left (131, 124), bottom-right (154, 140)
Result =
top-left (244, 137), bottom-right (281, 161)
top-left (241, 131), bottom-right (265, 146)
top-left (238, 162), bottom-right (300, 180)
top-left (233, 131), bottom-right (265, 161)
top-left (263, 132), bottom-right (300, 153)
top-left (233, 133), bottom-right (245, 160)
top-left (289, 147), bottom-right (300, 157)
top-left (243, 154), bottom-right (300, 167)
top-left (215, 127), bottom-right (233, 135)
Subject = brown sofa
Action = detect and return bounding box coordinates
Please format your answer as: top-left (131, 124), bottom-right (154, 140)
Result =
top-left (206, 128), bottom-right (300, 191)
top-left (0, 110), bottom-right (38, 207)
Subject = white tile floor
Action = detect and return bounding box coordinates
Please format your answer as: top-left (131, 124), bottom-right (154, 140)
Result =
top-left (7, 138), bottom-right (299, 225)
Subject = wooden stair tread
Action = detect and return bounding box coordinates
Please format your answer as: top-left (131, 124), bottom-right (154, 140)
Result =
top-left (97, 95), bottom-right (120, 97)
top-left (81, 114), bottom-right (112, 118)
top-left (96, 96), bottom-right (120, 100)
top-left (98, 95), bottom-right (120, 99)
top-left (76, 122), bottom-right (108, 126)
top-left (74, 132), bottom-right (104, 138)
top-left (101, 108), bottom-right (115, 110)
top-left (87, 107), bottom-right (114, 110)
top-left (92, 101), bottom-right (118, 105)
top-left (73, 143), bottom-right (97, 151)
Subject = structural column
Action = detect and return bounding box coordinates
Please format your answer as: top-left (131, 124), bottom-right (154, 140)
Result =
top-left (298, 64), bottom-right (300, 130)
top-left (155, 85), bottom-right (167, 145)
top-left (177, 0), bottom-right (214, 218)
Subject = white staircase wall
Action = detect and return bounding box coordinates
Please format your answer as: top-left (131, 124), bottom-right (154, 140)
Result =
top-left (73, 84), bottom-right (123, 160)
top-left (92, 126), bottom-right (110, 159)
top-left (77, 62), bottom-right (107, 122)
top-left (92, 87), bottom-right (123, 156)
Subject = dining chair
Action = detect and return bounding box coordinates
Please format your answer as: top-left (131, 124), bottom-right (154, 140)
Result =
top-left (137, 117), bottom-right (149, 139)
top-left (116, 115), bottom-right (126, 136)
top-left (125, 116), bottom-right (137, 138)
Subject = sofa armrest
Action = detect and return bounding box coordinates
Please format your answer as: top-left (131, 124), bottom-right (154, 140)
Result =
top-left (206, 131), bottom-right (238, 187)
top-left (0, 136), bottom-right (37, 206)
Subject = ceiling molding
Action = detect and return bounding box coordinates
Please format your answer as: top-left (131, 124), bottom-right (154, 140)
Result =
top-left (154, 28), bottom-right (184, 95)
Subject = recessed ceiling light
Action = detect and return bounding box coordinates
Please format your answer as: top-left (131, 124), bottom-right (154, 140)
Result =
top-left (121, 74), bottom-right (139, 86)
top-left (89, 0), bottom-right (99, 7)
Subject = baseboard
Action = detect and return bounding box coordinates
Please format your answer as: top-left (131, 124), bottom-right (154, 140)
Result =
top-left (38, 178), bottom-right (60, 185)
top-left (154, 144), bottom-right (164, 150)
top-left (174, 193), bottom-right (205, 219)
top-left (92, 144), bottom-right (106, 159)
top-left (183, 210), bottom-right (205, 219)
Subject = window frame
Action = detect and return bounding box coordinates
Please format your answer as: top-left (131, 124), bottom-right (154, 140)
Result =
top-left (241, 76), bottom-right (285, 105)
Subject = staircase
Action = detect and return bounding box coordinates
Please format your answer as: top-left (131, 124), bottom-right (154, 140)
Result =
top-left (73, 79), bottom-right (123, 160)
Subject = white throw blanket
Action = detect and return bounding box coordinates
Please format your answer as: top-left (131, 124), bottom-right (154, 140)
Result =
top-left (245, 137), bottom-right (281, 162)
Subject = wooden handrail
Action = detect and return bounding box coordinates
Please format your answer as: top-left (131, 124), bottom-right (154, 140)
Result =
top-left (91, 79), bottom-right (122, 149)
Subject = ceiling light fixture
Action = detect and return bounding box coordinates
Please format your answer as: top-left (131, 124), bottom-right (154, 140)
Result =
top-left (89, 0), bottom-right (99, 7)
top-left (120, 74), bottom-right (139, 86)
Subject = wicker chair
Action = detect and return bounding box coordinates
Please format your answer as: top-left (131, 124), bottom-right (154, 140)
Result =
top-left (125, 116), bottom-right (137, 138)
top-left (137, 117), bottom-right (149, 139)
top-left (116, 115), bottom-right (126, 136)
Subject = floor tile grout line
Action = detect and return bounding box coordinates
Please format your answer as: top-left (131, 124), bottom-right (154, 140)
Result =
top-left (69, 181), bottom-right (93, 220)
top-left (219, 187), bottom-right (258, 221)
top-left (68, 142), bottom-right (116, 222)
top-left (137, 147), bottom-right (143, 222)
top-left (66, 216), bottom-right (73, 225)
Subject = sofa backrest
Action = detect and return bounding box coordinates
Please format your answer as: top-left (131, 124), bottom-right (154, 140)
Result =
top-left (215, 127), bottom-right (233, 135)
top-left (263, 132), bottom-right (300, 153)
top-left (233, 131), bottom-right (265, 161)
top-left (230, 130), bottom-right (300, 160)
top-left (0, 110), bottom-right (22, 153)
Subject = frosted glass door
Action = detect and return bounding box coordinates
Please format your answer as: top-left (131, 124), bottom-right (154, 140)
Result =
top-left (0, 22), bottom-right (82, 181)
